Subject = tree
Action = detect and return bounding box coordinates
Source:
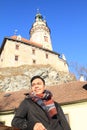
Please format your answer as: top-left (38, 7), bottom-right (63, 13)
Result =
top-left (69, 62), bottom-right (87, 81)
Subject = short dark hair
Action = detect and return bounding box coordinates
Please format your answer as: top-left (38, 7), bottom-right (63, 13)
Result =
top-left (30, 75), bottom-right (45, 85)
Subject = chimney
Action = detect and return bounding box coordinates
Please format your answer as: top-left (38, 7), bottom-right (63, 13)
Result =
top-left (62, 54), bottom-right (66, 61)
top-left (79, 74), bottom-right (85, 81)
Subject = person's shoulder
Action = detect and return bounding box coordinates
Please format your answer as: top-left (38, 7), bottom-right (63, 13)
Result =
top-left (20, 94), bottom-right (31, 103)
top-left (23, 94), bottom-right (33, 103)
top-left (54, 101), bottom-right (61, 107)
top-left (19, 96), bottom-right (32, 107)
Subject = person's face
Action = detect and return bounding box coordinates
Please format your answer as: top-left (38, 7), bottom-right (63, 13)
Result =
top-left (31, 78), bottom-right (45, 94)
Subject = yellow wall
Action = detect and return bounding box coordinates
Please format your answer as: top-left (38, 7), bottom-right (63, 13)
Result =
top-left (0, 39), bottom-right (69, 72)
top-left (0, 113), bottom-right (14, 126)
top-left (62, 101), bottom-right (87, 130)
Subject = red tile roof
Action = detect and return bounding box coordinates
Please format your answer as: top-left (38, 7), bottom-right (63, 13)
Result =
top-left (11, 35), bottom-right (43, 48)
top-left (0, 81), bottom-right (87, 111)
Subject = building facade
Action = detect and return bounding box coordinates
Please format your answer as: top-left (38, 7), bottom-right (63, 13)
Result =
top-left (0, 12), bottom-right (69, 72)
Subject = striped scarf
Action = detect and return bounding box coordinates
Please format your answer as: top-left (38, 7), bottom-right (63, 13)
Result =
top-left (30, 90), bottom-right (58, 118)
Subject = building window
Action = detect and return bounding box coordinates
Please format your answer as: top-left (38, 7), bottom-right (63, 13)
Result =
top-left (46, 53), bottom-right (48, 59)
top-left (65, 114), bottom-right (70, 123)
top-left (15, 44), bottom-right (19, 50)
top-left (0, 121), bottom-right (5, 125)
top-left (33, 59), bottom-right (36, 64)
top-left (44, 36), bottom-right (48, 42)
top-left (32, 49), bottom-right (35, 55)
top-left (15, 55), bottom-right (18, 61)
top-left (1, 59), bottom-right (3, 62)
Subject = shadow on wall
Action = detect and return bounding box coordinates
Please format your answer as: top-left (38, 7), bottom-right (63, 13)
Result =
top-left (0, 124), bottom-right (20, 130)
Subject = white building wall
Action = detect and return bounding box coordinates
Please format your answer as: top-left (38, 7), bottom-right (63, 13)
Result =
top-left (62, 101), bottom-right (87, 130)
top-left (0, 113), bottom-right (14, 126)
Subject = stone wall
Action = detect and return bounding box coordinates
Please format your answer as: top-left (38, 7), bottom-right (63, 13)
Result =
top-left (0, 65), bottom-right (76, 92)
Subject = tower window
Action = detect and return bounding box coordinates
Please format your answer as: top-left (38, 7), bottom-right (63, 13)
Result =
top-left (44, 36), bottom-right (48, 42)
top-left (15, 44), bottom-right (19, 50)
top-left (65, 114), bottom-right (70, 123)
top-left (15, 55), bottom-right (18, 61)
top-left (32, 49), bottom-right (35, 55)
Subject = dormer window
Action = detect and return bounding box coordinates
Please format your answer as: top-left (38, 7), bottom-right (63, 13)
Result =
top-left (17, 35), bottom-right (21, 41)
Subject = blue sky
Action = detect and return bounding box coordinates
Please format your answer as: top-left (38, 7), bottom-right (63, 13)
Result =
top-left (0, 0), bottom-right (87, 79)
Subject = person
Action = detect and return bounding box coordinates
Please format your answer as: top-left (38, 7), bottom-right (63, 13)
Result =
top-left (11, 75), bottom-right (71, 130)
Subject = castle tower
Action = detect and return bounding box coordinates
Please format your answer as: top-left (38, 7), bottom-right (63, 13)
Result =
top-left (29, 11), bottom-right (53, 50)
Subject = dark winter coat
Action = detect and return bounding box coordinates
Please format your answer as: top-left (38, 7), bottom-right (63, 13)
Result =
top-left (11, 97), bottom-right (71, 130)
